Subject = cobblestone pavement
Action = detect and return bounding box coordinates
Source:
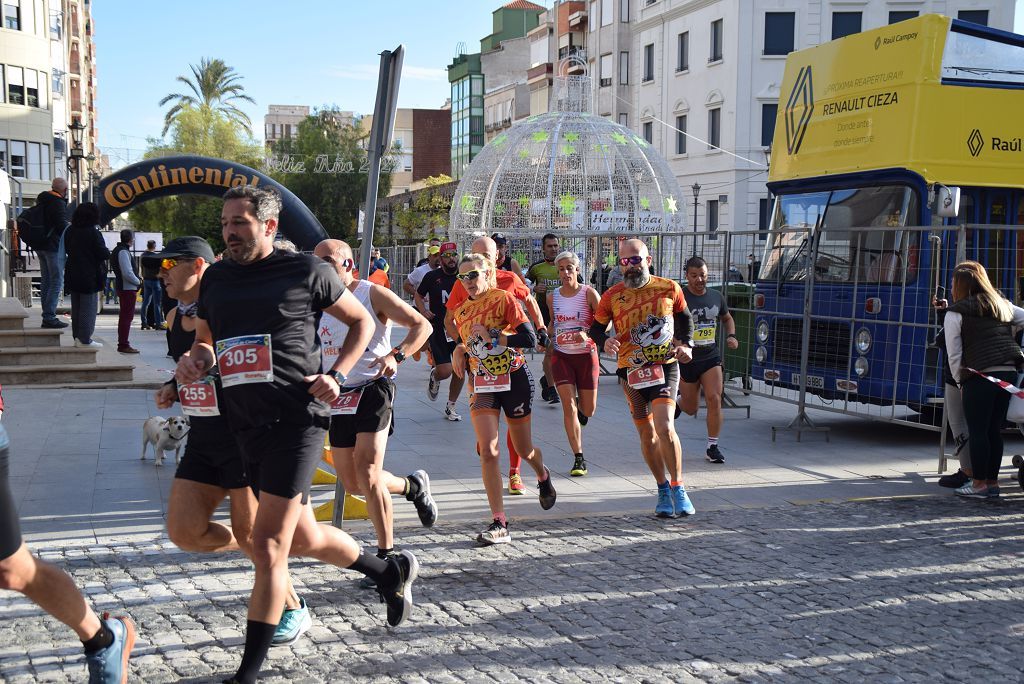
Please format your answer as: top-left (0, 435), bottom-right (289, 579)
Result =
top-left (1, 496), bottom-right (1023, 683)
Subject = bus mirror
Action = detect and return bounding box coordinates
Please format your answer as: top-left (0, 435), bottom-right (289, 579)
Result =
top-left (935, 185), bottom-right (961, 218)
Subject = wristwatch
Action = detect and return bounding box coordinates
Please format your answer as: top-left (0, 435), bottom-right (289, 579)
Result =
top-left (727, 333), bottom-right (738, 339)
top-left (327, 369), bottom-right (347, 386)
top-left (391, 347), bottom-right (406, 364)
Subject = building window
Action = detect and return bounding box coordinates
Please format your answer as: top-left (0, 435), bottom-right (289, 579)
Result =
top-left (707, 199), bottom-right (720, 234)
top-left (25, 68), bottom-right (38, 108)
top-left (620, 0), bottom-right (629, 22)
top-left (710, 19), bottom-right (723, 62)
top-left (27, 142), bottom-right (40, 180)
top-left (958, 10), bottom-right (988, 26)
top-left (600, 53), bottom-right (613, 87)
top-left (0, 65), bottom-right (4, 103)
top-left (7, 66), bottom-right (24, 105)
top-left (619, 51), bottom-right (629, 85)
top-left (601, 0), bottom-right (613, 26)
top-left (10, 140), bottom-right (26, 178)
top-left (677, 31), bottom-right (689, 71)
top-left (764, 12), bottom-right (794, 55)
top-left (642, 43), bottom-right (654, 82)
top-left (831, 11), bottom-right (861, 39)
top-left (37, 70), bottom-right (47, 109)
top-left (3, 0), bottom-right (20, 30)
top-left (675, 115), bottom-right (687, 154)
top-left (40, 143), bottom-right (49, 180)
top-left (49, 9), bottom-right (61, 39)
top-left (758, 197), bottom-right (770, 240)
top-left (888, 11), bottom-right (918, 25)
top-left (642, 121), bottom-right (653, 144)
top-left (51, 68), bottom-right (63, 96)
top-left (761, 104), bottom-right (777, 147)
top-left (708, 108), bottom-right (720, 149)
top-left (0, 140), bottom-right (6, 171)
top-left (618, 113), bottom-right (628, 127)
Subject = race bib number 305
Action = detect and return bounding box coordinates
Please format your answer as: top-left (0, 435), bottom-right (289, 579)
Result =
top-left (627, 364), bottom-right (665, 389)
top-left (216, 334), bottom-right (274, 387)
top-left (179, 376), bottom-right (220, 417)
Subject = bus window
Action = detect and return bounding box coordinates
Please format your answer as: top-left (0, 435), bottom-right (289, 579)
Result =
top-left (759, 192), bottom-right (828, 281)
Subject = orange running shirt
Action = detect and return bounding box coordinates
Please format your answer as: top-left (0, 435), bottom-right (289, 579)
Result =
top-left (594, 276), bottom-right (687, 369)
top-left (447, 269), bottom-right (530, 311)
top-left (453, 287), bottom-right (529, 376)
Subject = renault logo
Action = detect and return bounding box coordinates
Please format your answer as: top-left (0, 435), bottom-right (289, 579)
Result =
top-left (874, 37), bottom-right (881, 50)
top-left (967, 129), bottom-right (984, 157)
top-left (785, 66), bottom-right (814, 155)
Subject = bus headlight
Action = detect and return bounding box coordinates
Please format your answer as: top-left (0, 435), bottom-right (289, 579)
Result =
top-left (756, 320), bottom-right (770, 343)
top-left (755, 346), bottom-right (767, 363)
top-left (855, 327), bottom-right (872, 354)
top-left (854, 356), bottom-right (869, 377)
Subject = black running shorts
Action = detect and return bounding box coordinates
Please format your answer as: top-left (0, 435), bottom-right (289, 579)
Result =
top-left (428, 330), bottom-right (458, 366)
top-left (617, 362), bottom-right (680, 421)
top-left (329, 378), bottom-right (395, 449)
top-left (234, 422), bottom-right (326, 504)
top-left (175, 417), bottom-right (249, 490)
top-left (0, 428), bottom-right (23, 560)
top-left (470, 365), bottom-right (534, 420)
top-left (679, 354), bottom-right (722, 384)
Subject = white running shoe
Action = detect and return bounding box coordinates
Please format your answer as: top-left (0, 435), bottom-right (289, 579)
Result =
top-left (445, 404), bottom-right (462, 421)
top-left (74, 339), bottom-right (103, 348)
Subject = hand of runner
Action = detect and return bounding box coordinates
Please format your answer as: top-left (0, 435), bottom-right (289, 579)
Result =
top-left (673, 344), bottom-right (693, 364)
top-left (369, 353), bottom-right (398, 379)
top-left (452, 344), bottom-right (467, 379)
top-left (470, 323), bottom-right (490, 341)
top-left (175, 353), bottom-right (208, 385)
top-left (604, 337), bottom-right (621, 355)
top-left (304, 374), bottom-right (342, 403)
top-left (154, 384), bottom-right (177, 409)
top-left (726, 336), bottom-right (740, 351)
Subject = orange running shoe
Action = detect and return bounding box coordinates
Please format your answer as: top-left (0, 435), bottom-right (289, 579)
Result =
top-left (508, 471), bottom-right (525, 495)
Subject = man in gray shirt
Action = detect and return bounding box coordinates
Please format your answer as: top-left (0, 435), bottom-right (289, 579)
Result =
top-left (110, 229), bottom-right (141, 354)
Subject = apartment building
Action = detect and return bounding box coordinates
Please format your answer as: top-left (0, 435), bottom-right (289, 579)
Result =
top-left (362, 108), bottom-right (452, 196)
top-left (264, 105), bottom-right (357, 148)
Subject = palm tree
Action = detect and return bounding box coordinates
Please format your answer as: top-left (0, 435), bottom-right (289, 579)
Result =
top-left (158, 58), bottom-right (256, 136)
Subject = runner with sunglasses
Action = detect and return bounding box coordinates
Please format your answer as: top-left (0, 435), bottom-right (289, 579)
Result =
top-left (547, 250), bottom-right (601, 477)
top-left (415, 242), bottom-right (466, 421)
top-left (444, 235), bottom-right (543, 496)
top-left (451, 253), bottom-right (556, 545)
top-left (150, 237), bottom-right (313, 646)
top-left (588, 239), bottom-right (696, 518)
top-left (313, 239), bottom-right (437, 585)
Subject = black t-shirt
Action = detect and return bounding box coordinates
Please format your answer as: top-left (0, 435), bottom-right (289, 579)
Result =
top-left (417, 268), bottom-right (458, 330)
top-left (197, 249), bottom-right (344, 430)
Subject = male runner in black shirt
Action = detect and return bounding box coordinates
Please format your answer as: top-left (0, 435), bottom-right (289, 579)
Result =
top-left (176, 186), bottom-right (418, 684)
top-left (415, 242), bottom-right (466, 420)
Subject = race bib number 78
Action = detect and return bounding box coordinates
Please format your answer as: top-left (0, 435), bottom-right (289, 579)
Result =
top-left (216, 334), bottom-right (274, 387)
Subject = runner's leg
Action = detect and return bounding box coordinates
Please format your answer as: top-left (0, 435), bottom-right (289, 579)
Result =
top-left (651, 400), bottom-right (683, 483)
top-left (166, 479), bottom-right (236, 553)
top-left (471, 411), bottom-right (505, 518)
top-left (353, 430), bottom-right (394, 551)
top-left (507, 417), bottom-right (546, 480)
top-left (555, 382), bottom-right (582, 454)
top-left (701, 365), bottom-right (724, 440)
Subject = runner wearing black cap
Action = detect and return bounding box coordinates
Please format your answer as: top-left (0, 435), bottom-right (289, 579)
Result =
top-left (491, 233), bottom-right (523, 279)
top-left (149, 236), bottom-right (311, 647)
top-left (176, 186), bottom-right (418, 684)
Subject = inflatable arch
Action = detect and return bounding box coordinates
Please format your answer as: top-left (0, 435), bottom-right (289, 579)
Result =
top-left (95, 155), bottom-right (327, 250)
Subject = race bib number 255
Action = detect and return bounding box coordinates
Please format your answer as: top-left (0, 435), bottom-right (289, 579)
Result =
top-left (216, 334), bottom-right (274, 387)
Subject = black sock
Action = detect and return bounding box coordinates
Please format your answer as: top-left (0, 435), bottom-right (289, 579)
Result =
top-left (82, 623), bottom-right (114, 653)
top-left (233, 620), bottom-right (276, 684)
top-left (376, 547), bottom-right (394, 559)
top-left (349, 548), bottom-right (390, 583)
top-left (404, 476), bottom-right (420, 500)
top-left (574, 452), bottom-right (583, 460)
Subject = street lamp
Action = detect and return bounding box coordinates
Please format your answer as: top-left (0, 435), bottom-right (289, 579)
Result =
top-left (86, 153), bottom-right (96, 202)
top-left (691, 181), bottom-right (701, 237)
top-left (68, 117), bottom-right (86, 205)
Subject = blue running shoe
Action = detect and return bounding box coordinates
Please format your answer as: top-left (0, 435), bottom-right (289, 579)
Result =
top-left (655, 482), bottom-right (674, 518)
top-left (86, 613), bottom-right (135, 684)
top-left (272, 597), bottom-right (312, 646)
top-left (671, 485), bottom-right (695, 517)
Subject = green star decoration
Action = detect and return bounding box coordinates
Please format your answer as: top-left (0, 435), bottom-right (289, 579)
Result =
top-left (664, 196), bottom-right (678, 213)
top-left (518, 196), bottom-right (530, 209)
top-left (558, 193), bottom-right (577, 217)
top-left (593, 143), bottom-right (610, 154)
top-left (611, 132), bottom-right (629, 145)
top-left (492, 134), bottom-right (508, 147)
top-left (494, 203), bottom-right (506, 216)
top-left (460, 195), bottom-right (477, 212)
top-left (632, 135), bottom-right (649, 147)
top-left (531, 131), bottom-right (550, 143)
top-left (564, 132), bottom-right (580, 143)
top-left (639, 197), bottom-right (651, 211)
top-left (518, 147), bottom-right (531, 159)
top-left (560, 144), bottom-right (576, 156)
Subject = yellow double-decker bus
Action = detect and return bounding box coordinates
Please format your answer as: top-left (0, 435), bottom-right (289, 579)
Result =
top-left (755, 14), bottom-right (1024, 417)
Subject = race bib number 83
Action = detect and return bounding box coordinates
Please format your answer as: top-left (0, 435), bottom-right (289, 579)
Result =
top-left (216, 334), bottom-right (274, 387)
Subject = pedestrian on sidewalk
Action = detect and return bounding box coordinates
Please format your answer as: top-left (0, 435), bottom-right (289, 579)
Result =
top-left (0, 422), bottom-right (135, 682)
top-left (63, 202), bottom-right (109, 349)
top-left (36, 177), bottom-right (70, 330)
top-left (110, 229), bottom-right (141, 354)
top-left (139, 240), bottom-right (165, 331)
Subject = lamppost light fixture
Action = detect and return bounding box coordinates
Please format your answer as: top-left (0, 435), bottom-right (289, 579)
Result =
top-left (763, 143), bottom-right (772, 169)
top-left (69, 117), bottom-right (85, 153)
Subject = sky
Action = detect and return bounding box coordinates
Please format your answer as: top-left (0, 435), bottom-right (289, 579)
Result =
top-left (94, 1), bottom-right (1024, 171)
top-left (92, 0), bottom-right (521, 169)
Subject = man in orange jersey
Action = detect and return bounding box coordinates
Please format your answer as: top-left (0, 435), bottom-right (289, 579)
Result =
top-left (589, 238), bottom-right (696, 518)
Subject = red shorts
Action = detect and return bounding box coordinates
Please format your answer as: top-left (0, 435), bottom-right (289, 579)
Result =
top-left (552, 348), bottom-right (599, 391)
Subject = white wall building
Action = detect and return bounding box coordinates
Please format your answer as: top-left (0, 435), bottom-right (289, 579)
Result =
top-left (629, 0), bottom-right (1014, 245)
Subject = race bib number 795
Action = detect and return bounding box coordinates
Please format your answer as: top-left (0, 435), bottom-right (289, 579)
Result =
top-left (216, 334), bottom-right (274, 387)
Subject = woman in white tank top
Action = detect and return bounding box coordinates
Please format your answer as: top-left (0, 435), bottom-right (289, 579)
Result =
top-left (546, 251), bottom-right (602, 477)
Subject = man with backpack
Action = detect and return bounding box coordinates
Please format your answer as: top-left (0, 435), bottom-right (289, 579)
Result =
top-left (29, 178), bottom-right (70, 329)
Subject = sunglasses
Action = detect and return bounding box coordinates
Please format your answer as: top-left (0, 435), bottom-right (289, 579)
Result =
top-left (160, 258), bottom-right (193, 270)
top-left (321, 255), bottom-right (354, 271)
top-left (457, 270), bottom-right (483, 281)
top-left (441, 251), bottom-right (459, 258)
top-left (619, 255), bottom-right (646, 267)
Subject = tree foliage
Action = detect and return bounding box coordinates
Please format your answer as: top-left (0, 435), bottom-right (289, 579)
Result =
top-left (159, 58), bottom-right (256, 136)
top-left (393, 175), bottom-right (455, 242)
top-left (268, 108), bottom-right (394, 242)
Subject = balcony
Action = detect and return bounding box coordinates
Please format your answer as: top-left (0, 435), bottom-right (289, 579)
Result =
top-left (567, 10), bottom-right (587, 28)
top-left (558, 45), bottom-right (586, 61)
top-left (527, 62), bottom-right (553, 86)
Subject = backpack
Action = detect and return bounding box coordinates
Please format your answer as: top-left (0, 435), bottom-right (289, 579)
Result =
top-left (16, 204), bottom-right (52, 251)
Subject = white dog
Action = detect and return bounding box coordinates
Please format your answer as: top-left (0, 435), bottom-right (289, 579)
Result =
top-left (141, 416), bottom-right (190, 466)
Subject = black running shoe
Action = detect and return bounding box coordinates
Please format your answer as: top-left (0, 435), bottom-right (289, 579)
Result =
top-left (538, 467), bottom-right (557, 509)
top-left (408, 469), bottom-right (438, 527)
top-left (570, 455), bottom-right (588, 477)
top-left (376, 550), bottom-right (418, 628)
top-left (674, 402), bottom-right (683, 420)
top-left (938, 469), bottom-right (970, 488)
top-left (577, 409), bottom-right (589, 426)
top-left (706, 445), bottom-right (725, 464)
top-left (546, 388), bottom-right (560, 404)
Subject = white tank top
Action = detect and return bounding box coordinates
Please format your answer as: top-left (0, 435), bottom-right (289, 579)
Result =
top-left (319, 279), bottom-right (393, 387)
top-left (552, 285), bottom-right (595, 354)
